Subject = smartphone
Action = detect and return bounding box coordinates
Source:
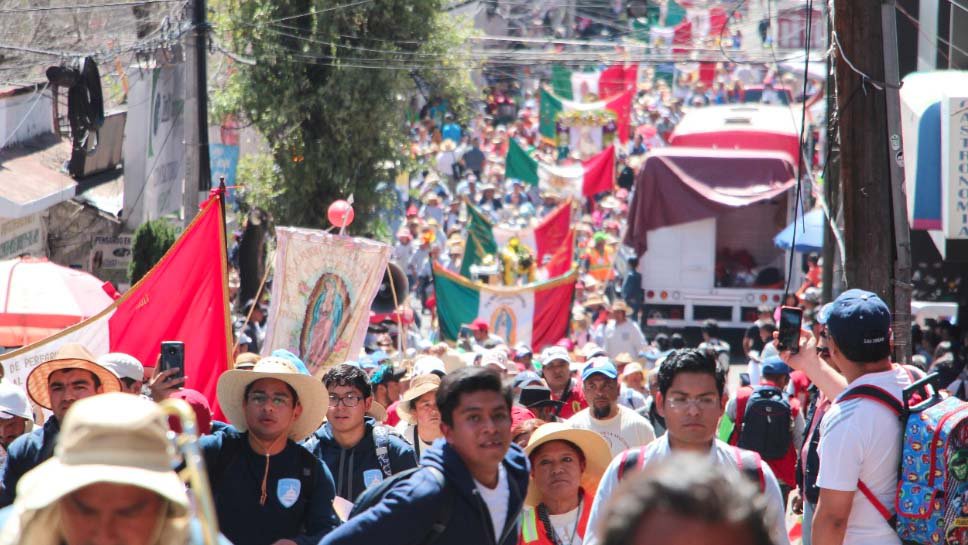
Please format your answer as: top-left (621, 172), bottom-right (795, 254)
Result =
top-left (159, 341), bottom-right (185, 381)
top-left (777, 306), bottom-right (803, 354)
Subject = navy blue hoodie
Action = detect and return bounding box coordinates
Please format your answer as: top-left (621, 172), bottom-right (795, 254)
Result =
top-left (303, 417), bottom-right (417, 501)
top-left (319, 439), bottom-right (530, 545)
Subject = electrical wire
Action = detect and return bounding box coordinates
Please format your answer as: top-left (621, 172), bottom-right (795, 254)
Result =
top-left (0, 0), bottom-right (181, 14)
top-left (0, 83), bottom-right (51, 150)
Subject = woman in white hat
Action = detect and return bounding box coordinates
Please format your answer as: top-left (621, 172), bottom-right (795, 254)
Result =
top-left (518, 423), bottom-right (611, 545)
top-left (394, 373), bottom-right (443, 458)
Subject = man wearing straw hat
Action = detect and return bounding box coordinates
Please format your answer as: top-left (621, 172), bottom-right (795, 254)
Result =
top-left (602, 301), bottom-right (646, 360)
top-left (0, 343), bottom-right (121, 507)
top-left (200, 356), bottom-right (339, 545)
top-left (0, 393), bottom-right (229, 545)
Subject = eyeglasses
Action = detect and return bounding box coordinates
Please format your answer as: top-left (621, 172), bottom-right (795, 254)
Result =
top-left (247, 393), bottom-right (293, 408)
top-left (329, 394), bottom-right (364, 408)
top-left (665, 396), bottom-right (720, 411)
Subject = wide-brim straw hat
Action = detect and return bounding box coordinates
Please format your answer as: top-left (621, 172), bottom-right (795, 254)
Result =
top-left (523, 423), bottom-right (612, 506)
top-left (14, 393), bottom-right (188, 514)
top-left (397, 373), bottom-right (441, 424)
top-left (217, 357), bottom-right (328, 442)
top-left (26, 343), bottom-right (121, 409)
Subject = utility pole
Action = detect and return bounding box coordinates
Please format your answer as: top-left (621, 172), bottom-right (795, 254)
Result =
top-left (182, 0), bottom-right (211, 225)
top-left (832, 0), bottom-right (912, 361)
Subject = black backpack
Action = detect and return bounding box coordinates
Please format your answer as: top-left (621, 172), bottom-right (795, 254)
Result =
top-left (737, 386), bottom-right (793, 460)
top-left (350, 466), bottom-right (455, 545)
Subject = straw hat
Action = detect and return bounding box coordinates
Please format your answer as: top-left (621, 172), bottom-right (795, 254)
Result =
top-left (234, 352), bottom-right (261, 370)
top-left (583, 294), bottom-right (608, 308)
top-left (216, 357), bottom-right (328, 442)
top-left (397, 373), bottom-right (441, 424)
top-left (523, 423), bottom-right (612, 506)
top-left (368, 401), bottom-right (388, 423)
top-left (26, 343), bottom-right (122, 410)
top-left (614, 352), bottom-right (634, 366)
top-left (13, 393), bottom-right (188, 513)
top-left (611, 300), bottom-right (631, 314)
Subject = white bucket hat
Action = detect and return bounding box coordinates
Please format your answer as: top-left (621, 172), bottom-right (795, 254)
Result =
top-left (0, 383), bottom-right (32, 421)
top-left (216, 357), bottom-right (328, 442)
top-left (13, 393), bottom-right (188, 514)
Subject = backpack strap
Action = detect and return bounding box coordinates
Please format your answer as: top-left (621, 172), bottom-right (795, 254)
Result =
top-left (373, 425), bottom-right (393, 478)
top-left (838, 385), bottom-right (903, 416)
top-left (618, 446), bottom-right (648, 481)
top-left (731, 387), bottom-right (753, 445)
top-left (857, 480), bottom-right (896, 527)
top-left (422, 466), bottom-right (454, 545)
top-left (554, 380), bottom-right (573, 418)
top-left (731, 446), bottom-right (766, 492)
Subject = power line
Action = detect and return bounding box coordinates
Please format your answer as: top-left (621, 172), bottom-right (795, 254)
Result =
top-left (0, 0), bottom-right (182, 14)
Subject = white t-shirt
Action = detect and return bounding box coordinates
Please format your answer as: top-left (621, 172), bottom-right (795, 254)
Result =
top-left (567, 405), bottom-right (655, 457)
top-left (548, 505), bottom-right (583, 545)
top-left (816, 366), bottom-right (913, 545)
top-left (474, 463), bottom-right (509, 541)
top-left (602, 321), bottom-right (646, 359)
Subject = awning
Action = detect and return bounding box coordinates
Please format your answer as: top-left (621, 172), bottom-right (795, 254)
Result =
top-left (668, 105), bottom-right (803, 163)
top-left (624, 147), bottom-right (797, 256)
top-left (0, 133), bottom-right (77, 219)
top-left (774, 208), bottom-right (825, 252)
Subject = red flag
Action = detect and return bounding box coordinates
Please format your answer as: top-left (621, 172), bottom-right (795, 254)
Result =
top-left (532, 273), bottom-right (577, 351)
top-left (109, 195), bottom-right (232, 417)
top-left (605, 89), bottom-right (634, 143)
top-left (534, 199), bottom-right (572, 265)
top-left (624, 63), bottom-right (639, 92)
top-left (543, 229), bottom-right (575, 279)
top-left (599, 64), bottom-right (628, 100)
top-left (582, 145), bottom-right (616, 197)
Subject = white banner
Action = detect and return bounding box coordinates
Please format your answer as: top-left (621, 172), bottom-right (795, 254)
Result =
top-left (261, 228), bottom-right (391, 377)
top-left (0, 214), bottom-right (46, 260)
top-left (477, 290), bottom-right (536, 346)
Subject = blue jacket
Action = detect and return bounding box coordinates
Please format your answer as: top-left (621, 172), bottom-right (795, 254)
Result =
top-left (319, 439), bottom-right (530, 545)
top-left (0, 417), bottom-right (59, 507)
top-left (200, 429), bottom-right (340, 545)
top-left (303, 417), bottom-right (417, 501)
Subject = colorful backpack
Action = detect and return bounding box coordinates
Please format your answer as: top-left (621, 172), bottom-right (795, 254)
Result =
top-left (838, 373), bottom-right (968, 545)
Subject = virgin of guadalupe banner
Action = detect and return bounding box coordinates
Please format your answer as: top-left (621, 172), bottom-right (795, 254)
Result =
top-left (262, 227), bottom-right (391, 377)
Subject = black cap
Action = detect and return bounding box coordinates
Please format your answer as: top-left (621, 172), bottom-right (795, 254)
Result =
top-left (519, 386), bottom-right (564, 410)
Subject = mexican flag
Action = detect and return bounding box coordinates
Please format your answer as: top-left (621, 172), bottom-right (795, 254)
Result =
top-left (505, 139), bottom-right (616, 198)
top-left (548, 63), bottom-right (638, 101)
top-left (461, 199), bottom-right (574, 279)
top-left (539, 87), bottom-right (635, 143)
top-left (434, 264), bottom-right (578, 349)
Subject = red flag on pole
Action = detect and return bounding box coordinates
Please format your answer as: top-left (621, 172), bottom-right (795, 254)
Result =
top-left (582, 145), bottom-right (616, 197)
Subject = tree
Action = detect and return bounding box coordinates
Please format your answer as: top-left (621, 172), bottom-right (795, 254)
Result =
top-left (129, 219), bottom-right (178, 284)
top-left (212, 0), bottom-right (474, 232)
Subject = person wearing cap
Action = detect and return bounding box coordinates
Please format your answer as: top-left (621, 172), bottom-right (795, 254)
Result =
top-left (321, 367), bottom-right (529, 545)
top-left (468, 318), bottom-right (503, 347)
top-left (0, 393), bottom-right (232, 545)
top-left (617, 361), bottom-right (647, 411)
top-left (513, 343), bottom-right (534, 372)
top-left (582, 349), bottom-right (789, 545)
top-left (235, 352), bottom-right (261, 370)
top-left (566, 357), bottom-right (655, 457)
top-left (97, 352), bottom-right (145, 394)
top-left (781, 289), bottom-right (917, 545)
top-left (539, 347), bottom-right (587, 420)
top-left (0, 384), bottom-right (32, 459)
top-left (482, 349), bottom-right (509, 376)
top-left (199, 356), bottom-right (339, 545)
top-left (395, 374), bottom-right (444, 458)
top-left (518, 423), bottom-right (611, 545)
top-left (302, 364), bottom-right (416, 503)
top-left (512, 371), bottom-right (543, 400)
top-left (725, 356), bottom-right (805, 501)
top-left (518, 386), bottom-right (563, 423)
top-left (372, 364), bottom-right (406, 426)
top-left (0, 343), bottom-right (121, 508)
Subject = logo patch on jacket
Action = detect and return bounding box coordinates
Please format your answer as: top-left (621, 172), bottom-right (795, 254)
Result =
top-left (277, 478), bottom-right (301, 508)
top-left (363, 469), bottom-right (384, 488)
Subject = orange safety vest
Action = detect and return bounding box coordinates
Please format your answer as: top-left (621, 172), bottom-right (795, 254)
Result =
top-left (585, 247), bottom-right (613, 283)
top-left (518, 489), bottom-right (594, 545)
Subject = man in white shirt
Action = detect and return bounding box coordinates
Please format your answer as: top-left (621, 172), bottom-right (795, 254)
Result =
top-left (602, 301), bottom-right (647, 359)
top-left (566, 357), bottom-right (655, 457)
top-left (782, 289), bottom-right (911, 545)
top-left (583, 348), bottom-right (789, 545)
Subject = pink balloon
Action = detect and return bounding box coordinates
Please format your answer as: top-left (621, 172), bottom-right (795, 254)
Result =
top-left (328, 200), bottom-right (355, 228)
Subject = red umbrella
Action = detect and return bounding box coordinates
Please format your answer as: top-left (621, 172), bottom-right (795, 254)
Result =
top-left (0, 257), bottom-right (115, 347)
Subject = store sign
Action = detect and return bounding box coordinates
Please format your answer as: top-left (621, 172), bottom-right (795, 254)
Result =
top-left (941, 96), bottom-right (968, 239)
top-left (0, 214), bottom-right (46, 260)
top-left (90, 234), bottom-right (134, 292)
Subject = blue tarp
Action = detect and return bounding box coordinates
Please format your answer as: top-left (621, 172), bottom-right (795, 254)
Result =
top-left (774, 208), bottom-right (825, 252)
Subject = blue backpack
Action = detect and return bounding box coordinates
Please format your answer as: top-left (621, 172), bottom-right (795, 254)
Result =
top-left (837, 372), bottom-right (968, 545)
top-left (737, 386), bottom-right (793, 460)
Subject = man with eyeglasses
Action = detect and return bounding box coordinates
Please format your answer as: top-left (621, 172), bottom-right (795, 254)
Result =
top-left (200, 357), bottom-right (340, 545)
top-left (303, 364), bottom-right (417, 503)
top-left (582, 349), bottom-right (790, 545)
top-left (565, 357), bottom-right (654, 457)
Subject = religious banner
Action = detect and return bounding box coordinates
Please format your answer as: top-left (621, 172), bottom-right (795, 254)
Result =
top-left (262, 228), bottom-right (391, 376)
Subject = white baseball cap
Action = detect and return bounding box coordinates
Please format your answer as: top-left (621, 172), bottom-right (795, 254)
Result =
top-left (0, 382), bottom-right (33, 421)
top-left (97, 352), bottom-right (145, 382)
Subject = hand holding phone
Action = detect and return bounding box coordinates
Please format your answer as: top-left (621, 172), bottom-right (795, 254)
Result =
top-left (777, 306), bottom-right (803, 354)
top-left (159, 341), bottom-right (185, 382)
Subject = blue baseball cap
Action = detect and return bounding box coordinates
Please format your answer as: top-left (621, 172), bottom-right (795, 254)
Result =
top-left (581, 357), bottom-right (618, 381)
top-left (270, 349), bottom-right (310, 376)
top-left (761, 356), bottom-right (792, 375)
top-left (512, 371), bottom-right (542, 389)
top-left (819, 289), bottom-right (891, 362)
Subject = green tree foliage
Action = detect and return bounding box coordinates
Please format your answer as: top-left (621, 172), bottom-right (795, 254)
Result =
top-left (129, 219), bottom-right (178, 284)
top-left (212, 0), bottom-right (474, 231)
